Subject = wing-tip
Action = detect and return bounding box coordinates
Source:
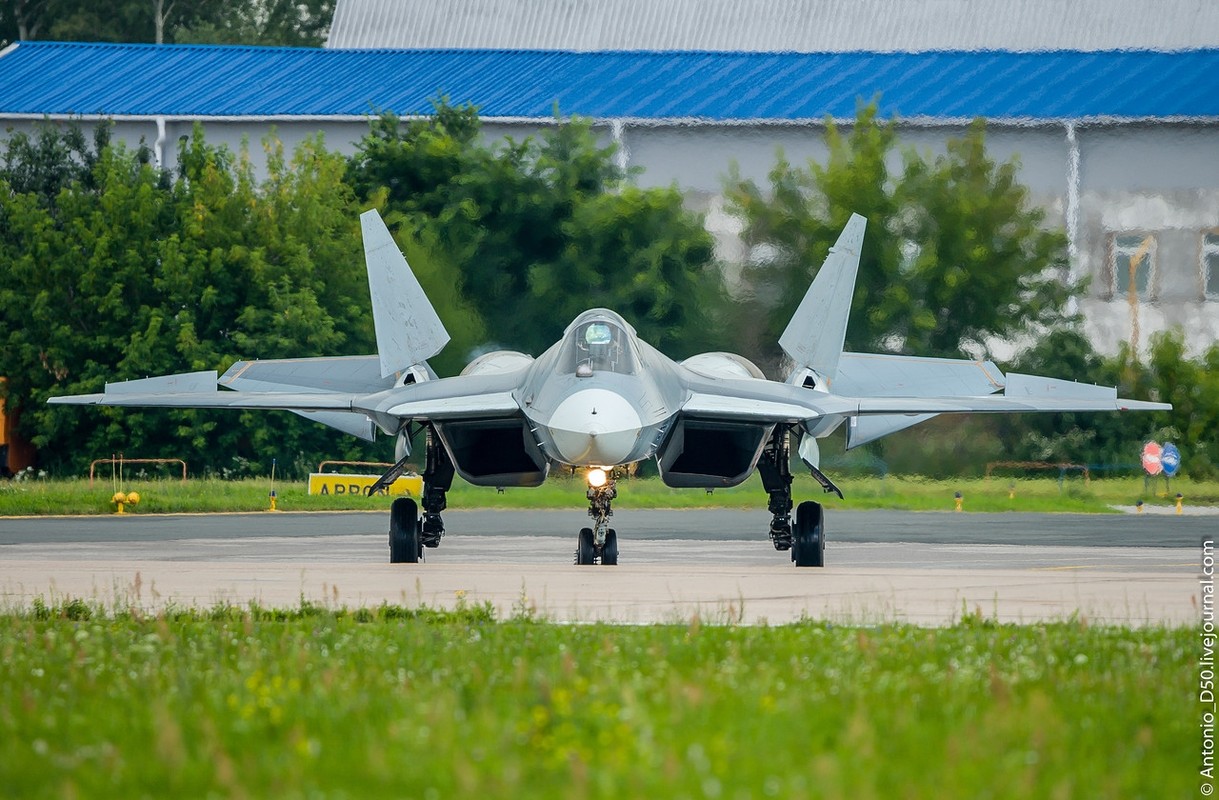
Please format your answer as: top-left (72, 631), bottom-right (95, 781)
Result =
top-left (1117, 400), bottom-right (1172, 412)
top-left (48, 394), bottom-right (107, 405)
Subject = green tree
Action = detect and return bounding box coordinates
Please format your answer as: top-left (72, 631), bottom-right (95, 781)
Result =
top-left (172, 0), bottom-right (335, 46)
top-left (0, 0), bottom-right (55, 43)
top-left (994, 328), bottom-right (1218, 479)
top-left (346, 104), bottom-right (720, 360)
top-left (997, 329), bottom-right (1130, 468)
top-left (0, 122), bottom-right (379, 476)
top-left (1, 0), bottom-right (334, 47)
top-left (1144, 332), bottom-right (1219, 479)
top-left (726, 103), bottom-right (1076, 371)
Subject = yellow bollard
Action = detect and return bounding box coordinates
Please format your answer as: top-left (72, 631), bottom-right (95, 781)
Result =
top-left (1135, 500), bottom-right (1144, 514)
top-left (112, 491), bottom-right (140, 515)
top-left (267, 458), bottom-right (279, 512)
top-left (1008, 482), bottom-right (1016, 500)
top-left (954, 491), bottom-right (963, 512)
top-left (1176, 493), bottom-right (1184, 515)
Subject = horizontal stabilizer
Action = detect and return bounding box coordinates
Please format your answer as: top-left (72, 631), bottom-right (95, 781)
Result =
top-left (361, 210), bottom-right (450, 379)
top-left (846, 413), bottom-right (938, 449)
top-left (833, 353), bottom-right (1004, 398)
top-left (104, 371), bottom-right (218, 394)
top-left (222, 356), bottom-right (395, 395)
top-left (292, 410), bottom-right (377, 441)
top-left (779, 213), bottom-right (866, 380)
top-left (1003, 372), bottom-right (1114, 400)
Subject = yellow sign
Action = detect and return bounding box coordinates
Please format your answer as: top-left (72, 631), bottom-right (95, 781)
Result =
top-left (307, 473), bottom-right (423, 497)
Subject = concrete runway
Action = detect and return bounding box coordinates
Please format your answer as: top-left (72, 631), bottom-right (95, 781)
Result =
top-left (0, 509), bottom-right (1208, 625)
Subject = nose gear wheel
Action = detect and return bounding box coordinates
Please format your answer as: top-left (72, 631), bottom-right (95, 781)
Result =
top-left (575, 472), bottom-right (619, 565)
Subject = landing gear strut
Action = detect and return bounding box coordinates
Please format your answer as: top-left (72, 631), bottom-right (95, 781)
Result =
top-left (420, 426), bottom-right (453, 549)
top-left (758, 427), bottom-right (794, 551)
top-left (760, 426), bottom-right (836, 567)
top-left (576, 468), bottom-right (618, 565)
top-left (379, 424), bottom-right (453, 564)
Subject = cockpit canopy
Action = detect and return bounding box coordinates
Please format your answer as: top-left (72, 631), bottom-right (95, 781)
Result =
top-left (557, 310), bottom-right (638, 376)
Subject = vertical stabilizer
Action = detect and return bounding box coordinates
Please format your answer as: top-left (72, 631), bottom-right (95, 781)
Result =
top-left (778, 213), bottom-right (866, 381)
top-left (361, 210), bottom-right (451, 379)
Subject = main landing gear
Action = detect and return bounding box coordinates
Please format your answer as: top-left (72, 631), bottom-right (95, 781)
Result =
top-left (378, 425), bottom-right (454, 564)
top-left (758, 426), bottom-right (839, 568)
top-left (576, 468), bottom-right (619, 566)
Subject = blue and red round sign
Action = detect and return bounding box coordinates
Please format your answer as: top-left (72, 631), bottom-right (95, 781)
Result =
top-left (1161, 443), bottom-right (1182, 477)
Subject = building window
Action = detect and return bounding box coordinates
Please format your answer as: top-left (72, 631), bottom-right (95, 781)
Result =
top-left (1110, 233), bottom-right (1156, 300)
top-left (1203, 232), bottom-right (1219, 300)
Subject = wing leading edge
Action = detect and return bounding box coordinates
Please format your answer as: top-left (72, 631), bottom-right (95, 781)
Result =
top-left (679, 373), bottom-right (1169, 427)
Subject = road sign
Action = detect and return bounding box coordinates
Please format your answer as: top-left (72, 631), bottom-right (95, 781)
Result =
top-left (1161, 443), bottom-right (1182, 477)
top-left (308, 473), bottom-right (422, 497)
top-left (1141, 441), bottom-right (1163, 475)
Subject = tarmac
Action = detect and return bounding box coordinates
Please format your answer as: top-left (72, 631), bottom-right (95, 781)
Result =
top-left (0, 509), bottom-right (1207, 626)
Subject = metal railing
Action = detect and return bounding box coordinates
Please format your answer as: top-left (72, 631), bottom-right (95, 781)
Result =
top-left (89, 457), bottom-right (187, 487)
top-left (317, 460), bottom-right (417, 474)
top-left (984, 460), bottom-right (1090, 484)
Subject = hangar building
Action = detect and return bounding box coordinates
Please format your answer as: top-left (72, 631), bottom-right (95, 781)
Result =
top-left (0, 0), bottom-right (1216, 356)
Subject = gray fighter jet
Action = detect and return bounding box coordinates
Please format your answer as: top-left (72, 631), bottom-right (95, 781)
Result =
top-left (50, 210), bottom-right (1169, 566)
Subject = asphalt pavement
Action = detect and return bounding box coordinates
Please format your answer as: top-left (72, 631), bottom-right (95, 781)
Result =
top-left (0, 507), bottom-right (1210, 547)
top-left (0, 508), bottom-right (1205, 625)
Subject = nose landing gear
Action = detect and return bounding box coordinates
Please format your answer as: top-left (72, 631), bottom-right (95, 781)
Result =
top-left (576, 468), bottom-right (619, 565)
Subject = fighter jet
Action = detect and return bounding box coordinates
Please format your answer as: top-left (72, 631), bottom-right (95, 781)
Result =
top-left (50, 210), bottom-right (1169, 566)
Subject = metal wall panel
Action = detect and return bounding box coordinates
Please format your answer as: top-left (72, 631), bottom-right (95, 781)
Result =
top-left (328, 0), bottom-right (1219, 52)
top-left (1, 41), bottom-right (1216, 123)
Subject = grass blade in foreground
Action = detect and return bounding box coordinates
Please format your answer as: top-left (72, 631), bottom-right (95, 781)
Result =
top-left (0, 602), bottom-right (1195, 799)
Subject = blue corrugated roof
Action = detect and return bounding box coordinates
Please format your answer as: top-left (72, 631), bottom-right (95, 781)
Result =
top-left (0, 40), bottom-right (1217, 121)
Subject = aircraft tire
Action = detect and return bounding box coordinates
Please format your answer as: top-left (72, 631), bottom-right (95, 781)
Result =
top-left (389, 498), bottom-right (422, 564)
top-left (602, 528), bottom-right (619, 566)
top-left (577, 527), bottom-right (596, 565)
top-left (792, 501), bottom-right (825, 568)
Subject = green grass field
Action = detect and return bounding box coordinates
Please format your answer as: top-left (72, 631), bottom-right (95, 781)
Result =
top-left (0, 601), bottom-right (1196, 799)
top-left (1, 472), bottom-right (1215, 516)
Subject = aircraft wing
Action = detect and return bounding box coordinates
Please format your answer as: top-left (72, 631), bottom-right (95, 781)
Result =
top-left (678, 372), bottom-right (1169, 425)
top-left (49, 367), bottom-right (528, 421)
top-left (50, 388), bottom-right (360, 411)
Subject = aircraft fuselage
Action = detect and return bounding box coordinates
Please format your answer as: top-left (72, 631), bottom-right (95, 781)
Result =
top-left (518, 309), bottom-right (682, 469)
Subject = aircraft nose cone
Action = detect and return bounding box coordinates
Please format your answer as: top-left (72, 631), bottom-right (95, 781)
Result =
top-left (548, 389), bottom-right (643, 465)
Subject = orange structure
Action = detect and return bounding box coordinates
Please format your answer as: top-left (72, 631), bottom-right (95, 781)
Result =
top-left (0, 379), bottom-right (35, 476)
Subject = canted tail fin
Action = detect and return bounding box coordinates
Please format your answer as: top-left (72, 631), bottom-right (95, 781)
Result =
top-left (778, 213), bottom-right (866, 381)
top-left (360, 209), bottom-right (450, 379)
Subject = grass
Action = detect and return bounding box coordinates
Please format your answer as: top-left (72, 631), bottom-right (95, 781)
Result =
top-left (1, 472), bottom-right (1216, 516)
top-left (0, 600), bottom-right (1196, 799)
